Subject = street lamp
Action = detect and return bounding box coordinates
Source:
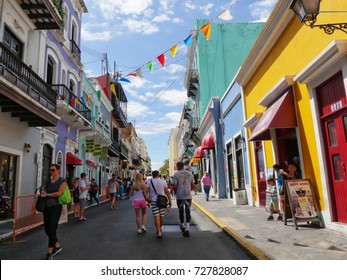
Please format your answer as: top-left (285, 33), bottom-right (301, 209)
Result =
top-left (290, 0), bottom-right (347, 34)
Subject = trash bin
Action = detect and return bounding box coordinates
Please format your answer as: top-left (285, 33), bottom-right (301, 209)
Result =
top-left (233, 189), bottom-right (247, 205)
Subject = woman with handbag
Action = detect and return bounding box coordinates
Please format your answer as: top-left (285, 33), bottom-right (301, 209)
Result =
top-left (148, 170), bottom-right (172, 239)
top-left (130, 173), bottom-right (149, 234)
top-left (40, 164), bottom-right (67, 260)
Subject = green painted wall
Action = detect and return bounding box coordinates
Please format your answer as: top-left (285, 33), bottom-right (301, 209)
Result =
top-left (196, 20), bottom-right (265, 118)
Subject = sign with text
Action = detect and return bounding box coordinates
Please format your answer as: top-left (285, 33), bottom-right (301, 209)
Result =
top-left (94, 144), bottom-right (102, 156)
top-left (86, 139), bottom-right (94, 153)
top-left (284, 179), bottom-right (320, 230)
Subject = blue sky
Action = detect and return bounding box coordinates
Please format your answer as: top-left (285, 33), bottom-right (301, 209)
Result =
top-left (80, 0), bottom-right (277, 170)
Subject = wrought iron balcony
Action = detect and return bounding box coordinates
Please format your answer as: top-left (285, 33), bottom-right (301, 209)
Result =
top-left (120, 141), bottom-right (129, 160)
top-left (51, 84), bottom-right (91, 122)
top-left (111, 83), bottom-right (128, 128)
top-left (70, 39), bottom-right (81, 60)
top-left (18, 0), bottom-right (63, 30)
top-left (0, 42), bottom-right (58, 126)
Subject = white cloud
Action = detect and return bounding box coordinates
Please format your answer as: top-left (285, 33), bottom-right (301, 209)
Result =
top-left (127, 101), bottom-right (150, 118)
top-left (164, 63), bottom-right (185, 74)
top-left (200, 3), bottom-right (214, 16)
top-left (159, 88), bottom-right (187, 107)
top-left (153, 14), bottom-right (170, 23)
top-left (81, 27), bottom-right (112, 41)
top-left (249, 0), bottom-right (277, 22)
top-left (172, 17), bottom-right (184, 24)
top-left (122, 18), bottom-right (159, 34)
top-left (184, 1), bottom-right (196, 11)
top-left (96, 0), bottom-right (154, 19)
top-left (159, 0), bottom-right (177, 14)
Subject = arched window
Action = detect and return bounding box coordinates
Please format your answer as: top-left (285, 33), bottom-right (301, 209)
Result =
top-left (69, 79), bottom-right (76, 94)
top-left (46, 56), bottom-right (55, 85)
top-left (41, 144), bottom-right (53, 186)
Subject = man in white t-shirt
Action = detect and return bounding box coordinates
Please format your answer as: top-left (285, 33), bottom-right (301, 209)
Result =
top-left (172, 161), bottom-right (196, 237)
top-left (78, 173), bottom-right (90, 221)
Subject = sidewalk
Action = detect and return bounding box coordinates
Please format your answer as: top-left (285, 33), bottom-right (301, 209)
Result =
top-left (192, 193), bottom-right (347, 260)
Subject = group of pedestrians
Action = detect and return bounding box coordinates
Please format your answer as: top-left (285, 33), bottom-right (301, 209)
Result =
top-left (39, 161), bottom-right (200, 259)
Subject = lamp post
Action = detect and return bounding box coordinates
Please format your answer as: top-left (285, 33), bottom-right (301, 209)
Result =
top-left (290, 0), bottom-right (347, 34)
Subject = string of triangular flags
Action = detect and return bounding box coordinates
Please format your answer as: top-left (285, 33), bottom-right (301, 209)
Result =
top-left (120, 0), bottom-right (239, 82)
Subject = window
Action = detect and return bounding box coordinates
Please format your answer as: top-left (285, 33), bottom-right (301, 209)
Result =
top-left (46, 57), bottom-right (54, 85)
top-left (41, 144), bottom-right (53, 186)
top-left (69, 79), bottom-right (75, 94)
top-left (3, 27), bottom-right (23, 59)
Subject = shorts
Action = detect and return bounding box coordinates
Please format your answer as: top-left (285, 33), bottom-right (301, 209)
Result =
top-left (133, 199), bottom-right (147, 209)
top-left (110, 192), bottom-right (117, 197)
top-left (80, 198), bottom-right (87, 210)
top-left (150, 201), bottom-right (166, 217)
top-left (269, 199), bottom-right (280, 213)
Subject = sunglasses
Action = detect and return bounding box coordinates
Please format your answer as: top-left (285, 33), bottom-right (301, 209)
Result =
top-left (49, 169), bottom-right (56, 172)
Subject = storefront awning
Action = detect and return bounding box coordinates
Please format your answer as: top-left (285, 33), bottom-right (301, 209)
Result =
top-left (249, 91), bottom-right (297, 141)
top-left (86, 160), bottom-right (101, 167)
top-left (193, 146), bottom-right (204, 159)
top-left (66, 152), bottom-right (82, 165)
top-left (201, 133), bottom-right (215, 150)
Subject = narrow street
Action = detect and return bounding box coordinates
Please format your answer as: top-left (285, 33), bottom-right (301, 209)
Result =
top-left (0, 199), bottom-right (250, 260)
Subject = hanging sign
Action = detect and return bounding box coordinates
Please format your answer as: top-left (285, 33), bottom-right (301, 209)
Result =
top-left (100, 147), bottom-right (108, 160)
top-left (86, 139), bottom-right (94, 153)
top-left (94, 144), bottom-right (102, 156)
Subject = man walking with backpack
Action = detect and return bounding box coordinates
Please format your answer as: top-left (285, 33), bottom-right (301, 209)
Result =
top-left (172, 162), bottom-right (196, 237)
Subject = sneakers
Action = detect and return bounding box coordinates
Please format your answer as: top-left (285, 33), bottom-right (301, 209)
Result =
top-left (137, 229), bottom-right (142, 234)
top-left (277, 215), bottom-right (283, 221)
top-left (46, 253), bottom-right (54, 260)
top-left (267, 215), bottom-right (274, 221)
top-left (79, 217), bottom-right (87, 221)
top-left (52, 247), bottom-right (62, 256)
top-left (141, 225), bottom-right (147, 233)
top-left (183, 230), bottom-right (190, 237)
top-left (180, 224), bottom-right (185, 232)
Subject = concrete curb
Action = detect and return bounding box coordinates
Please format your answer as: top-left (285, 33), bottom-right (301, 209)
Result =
top-left (192, 200), bottom-right (270, 260)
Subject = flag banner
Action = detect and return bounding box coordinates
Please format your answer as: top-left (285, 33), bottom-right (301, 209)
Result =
top-left (170, 44), bottom-right (178, 58)
top-left (127, 73), bottom-right (138, 77)
top-left (200, 22), bottom-right (211, 40)
top-left (75, 98), bottom-right (82, 106)
top-left (147, 61), bottom-right (154, 73)
top-left (184, 34), bottom-right (192, 46)
top-left (217, 9), bottom-right (233, 20)
top-left (94, 144), bottom-right (102, 156)
top-left (119, 77), bottom-right (131, 83)
top-left (110, 83), bottom-right (117, 96)
top-left (85, 95), bottom-right (90, 106)
top-left (135, 68), bottom-right (144, 78)
top-left (157, 53), bottom-right (165, 67)
top-left (65, 99), bottom-right (69, 107)
top-left (96, 90), bottom-right (101, 102)
top-left (80, 97), bottom-right (87, 106)
top-left (70, 98), bottom-right (75, 108)
top-left (86, 139), bottom-right (95, 153)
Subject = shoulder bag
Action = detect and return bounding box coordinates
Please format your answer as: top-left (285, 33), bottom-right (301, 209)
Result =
top-left (35, 195), bottom-right (46, 212)
top-left (150, 180), bottom-right (168, 209)
top-left (58, 180), bottom-right (72, 205)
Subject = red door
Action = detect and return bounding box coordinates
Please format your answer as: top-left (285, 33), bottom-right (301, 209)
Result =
top-left (317, 72), bottom-right (347, 223)
top-left (254, 141), bottom-right (266, 206)
top-left (324, 109), bottom-right (347, 223)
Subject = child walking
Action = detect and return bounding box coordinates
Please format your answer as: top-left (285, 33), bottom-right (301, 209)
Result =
top-left (265, 178), bottom-right (283, 221)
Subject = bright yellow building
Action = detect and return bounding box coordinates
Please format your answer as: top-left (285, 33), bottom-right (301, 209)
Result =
top-left (236, 0), bottom-right (347, 233)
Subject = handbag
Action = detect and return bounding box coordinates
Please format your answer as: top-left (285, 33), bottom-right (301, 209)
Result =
top-left (150, 180), bottom-right (168, 209)
top-left (58, 185), bottom-right (72, 205)
top-left (35, 195), bottom-right (46, 212)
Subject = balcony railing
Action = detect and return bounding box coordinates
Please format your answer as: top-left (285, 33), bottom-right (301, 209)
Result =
top-left (0, 42), bottom-right (56, 112)
top-left (120, 142), bottom-right (129, 159)
top-left (111, 94), bottom-right (127, 128)
top-left (70, 39), bottom-right (81, 60)
top-left (51, 84), bottom-right (91, 122)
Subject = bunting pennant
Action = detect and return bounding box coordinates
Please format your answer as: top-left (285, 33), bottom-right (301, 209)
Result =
top-left (80, 97), bottom-right (87, 106)
top-left (85, 95), bottom-right (90, 106)
top-left (217, 9), bottom-right (233, 20)
top-left (126, 73), bottom-right (138, 77)
top-left (135, 68), bottom-right (144, 78)
top-left (184, 34), bottom-right (192, 46)
top-left (70, 98), bottom-right (75, 108)
top-left (200, 22), bottom-right (211, 40)
top-left (147, 61), bottom-right (154, 73)
top-left (65, 99), bottom-right (69, 107)
top-left (75, 98), bottom-right (82, 106)
top-left (96, 90), bottom-right (101, 102)
top-left (119, 77), bottom-right (131, 83)
top-left (170, 44), bottom-right (178, 58)
top-left (157, 53), bottom-right (165, 67)
top-left (110, 83), bottom-right (117, 96)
